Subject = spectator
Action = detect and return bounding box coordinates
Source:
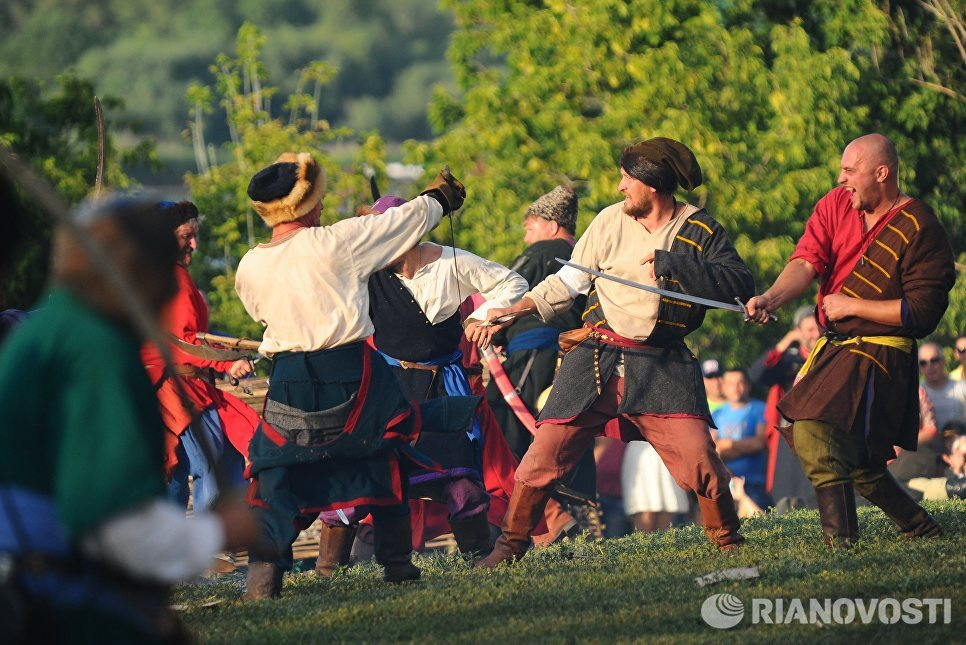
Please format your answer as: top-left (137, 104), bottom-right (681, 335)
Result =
top-left (621, 439), bottom-right (689, 532)
top-left (749, 306), bottom-right (821, 506)
top-left (594, 437), bottom-right (630, 538)
top-left (919, 341), bottom-right (966, 430)
top-left (712, 368), bottom-right (771, 510)
top-left (943, 434), bottom-right (966, 500)
top-left (702, 359), bottom-right (726, 412)
top-left (950, 334), bottom-right (966, 381)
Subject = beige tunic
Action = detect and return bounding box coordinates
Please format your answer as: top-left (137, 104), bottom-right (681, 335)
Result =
top-left (528, 200), bottom-right (699, 340)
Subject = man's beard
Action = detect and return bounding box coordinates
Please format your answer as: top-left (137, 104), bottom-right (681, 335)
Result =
top-left (622, 194), bottom-right (652, 218)
top-left (178, 245), bottom-right (193, 268)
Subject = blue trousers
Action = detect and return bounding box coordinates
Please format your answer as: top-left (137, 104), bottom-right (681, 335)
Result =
top-left (167, 406), bottom-right (246, 512)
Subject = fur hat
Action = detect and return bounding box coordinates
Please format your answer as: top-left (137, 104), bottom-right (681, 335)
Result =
top-left (526, 186), bottom-right (577, 233)
top-left (247, 152), bottom-right (327, 226)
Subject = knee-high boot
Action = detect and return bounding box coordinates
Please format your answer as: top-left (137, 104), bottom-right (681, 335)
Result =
top-left (531, 498), bottom-right (579, 548)
top-left (696, 494), bottom-right (745, 551)
top-left (373, 514), bottom-right (421, 583)
top-left (315, 523), bottom-right (357, 577)
top-left (475, 483), bottom-right (551, 568)
top-left (449, 511), bottom-right (494, 556)
top-left (814, 483), bottom-right (858, 548)
top-left (242, 562), bottom-right (283, 600)
top-left (860, 473), bottom-right (941, 538)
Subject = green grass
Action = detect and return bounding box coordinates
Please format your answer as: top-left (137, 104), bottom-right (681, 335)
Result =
top-left (174, 500), bottom-right (965, 643)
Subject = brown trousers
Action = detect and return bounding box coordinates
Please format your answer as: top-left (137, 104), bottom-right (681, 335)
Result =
top-left (517, 376), bottom-right (732, 500)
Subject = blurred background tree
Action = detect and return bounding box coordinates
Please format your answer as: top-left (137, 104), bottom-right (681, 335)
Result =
top-left (0, 73), bottom-right (156, 308)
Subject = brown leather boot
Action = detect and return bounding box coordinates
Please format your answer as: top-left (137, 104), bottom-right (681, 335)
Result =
top-left (242, 562), bottom-right (282, 600)
top-left (531, 498), bottom-right (579, 548)
top-left (475, 483), bottom-right (552, 568)
top-left (450, 512), bottom-right (494, 556)
top-left (315, 523), bottom-right (357, 577)
top-left (814, 483), bottom-right (858, 548)
top-left (696, 494), bottom-right (745, 551)
top-left (861, 473), bottom-right (941, 539)
top-left (373, 514), bottom-right (421, 583)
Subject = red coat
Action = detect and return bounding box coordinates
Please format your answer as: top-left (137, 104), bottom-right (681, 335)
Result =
top-left (141, 265), bottom-right (261, 475)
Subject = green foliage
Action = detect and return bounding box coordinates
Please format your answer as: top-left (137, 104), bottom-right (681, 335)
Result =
top-left (172, 501), bottom-right (966, 642)
top-left (0, 73), bottom-right (155, 308)
top-left (410, 0), bottom-right (963, 367)
top-left (185, 23), bottom-right (391, 337)
top-left (0, 1), bottom-right (455, 148)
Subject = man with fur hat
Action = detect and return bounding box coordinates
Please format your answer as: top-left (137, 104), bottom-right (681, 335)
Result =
top-left (745, 134), bottom-right (956, 547)
top-left (484, 186), bottom-right (597, 536)
top-left (474, 137), bottom-right (754, 566)
top-left (0, 197), bottom-right (256, 641)
top-left (235, 153), bottom-right (470, 598)
top-left (141, 200), bottom-right (261, 516)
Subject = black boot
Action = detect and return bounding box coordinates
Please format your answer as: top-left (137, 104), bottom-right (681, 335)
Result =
top-left (373, 514), bottom-right (421, 583)
top-left (861, 473), bottom-right (941, 538)
top-left (814, 483), bottom-right (858, 548)
top-left (315, 523), bottom-right (357, 577)
top-left (449, 512), bottom-right (494, 556)
top-left (242, 562), bottom-right (282, 600)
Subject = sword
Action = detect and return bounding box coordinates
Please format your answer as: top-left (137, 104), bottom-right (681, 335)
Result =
top-left (555, 258), bottom-right (776, 321)
top-left (168, 334), bottom-right (253, 362)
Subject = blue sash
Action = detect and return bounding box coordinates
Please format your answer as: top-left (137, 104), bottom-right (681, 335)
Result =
top-left (506, 326), bottom-right (561, 354)
top-left (377, 348), bottom-right (482, 444)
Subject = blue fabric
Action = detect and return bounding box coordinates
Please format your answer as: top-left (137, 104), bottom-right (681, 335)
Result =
top-left (711, 399), bottom-right (768, 486)
top-left (505, 326), bottom-right (561, 354)
top-left (377, 348), bottom-right (482, 444)
top-left (0, 486), bottom-right (158, 632)
top-left (167, 406), bottom-right (246, 512)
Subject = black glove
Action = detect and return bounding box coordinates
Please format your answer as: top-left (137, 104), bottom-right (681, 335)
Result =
top-left (419, 165), bottom-right (466, 214)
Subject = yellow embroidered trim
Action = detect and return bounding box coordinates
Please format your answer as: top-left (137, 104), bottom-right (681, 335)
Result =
top-left (842, 286), bottom-right (862, 299)
top-left (901, 210), bottom-right (920, 231)
top-left (666, 278), bottom-right (680, 284)
top-left (581, 302), bottom-right (600, 320)
top-left (657, 319), bottom-right (687, 328)
top-left (593, 319), bottom-right (607, 328)
top-left (661, 297), bottom-right (692, 309)
top-left (688, 218), bottom-right (713, 235)
top-left (887, 224), bottom-right (909, 245)
top-left (851, 271), bottom-right (883, 293)
top-left (875, 239), bottom-right (898, 261)
top-left (849, 349), bottom-right (889, 377)
top-left (675, 235), bottom-right (702, 251)
top-left (863, 256), bottom-right (891, 279)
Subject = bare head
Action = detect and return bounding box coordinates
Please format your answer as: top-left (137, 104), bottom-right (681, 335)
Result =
top-left (918, 341), bottom-right (947, 387)
top-left (837, 134), bottom-right (900, 214)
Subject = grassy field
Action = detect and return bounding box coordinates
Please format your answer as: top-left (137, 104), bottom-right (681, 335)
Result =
top-left (173, 500), bottom-right (965, 643)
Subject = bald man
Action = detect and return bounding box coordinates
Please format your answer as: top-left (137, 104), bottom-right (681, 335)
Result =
top-left (746, 134), bottom-right (956, 548)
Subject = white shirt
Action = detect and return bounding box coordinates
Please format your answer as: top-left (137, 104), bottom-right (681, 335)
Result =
top-left (922, 378), bottom-right (966, 430)
top-left (395, 244), bottom-right (528, 323)
top-left (235, 196), bottom-right (444, 356)
top-left (528, 201), bottom-right (699, 340)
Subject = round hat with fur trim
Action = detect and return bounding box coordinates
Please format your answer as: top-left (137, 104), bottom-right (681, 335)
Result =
top-left (526, 185), bottom-right (577, 232)
top-left (247, 152), bottom-right (327, 226)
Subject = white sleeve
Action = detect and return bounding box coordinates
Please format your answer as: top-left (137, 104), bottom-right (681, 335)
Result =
top-left (79, 499), bottom-right (225, 584)
top-left (334, 195), bottom-right (444, 276)
top-left (460, 250), bottom-right (530, 321)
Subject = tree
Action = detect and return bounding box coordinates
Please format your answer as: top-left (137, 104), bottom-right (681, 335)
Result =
top-left (409, 0), bottom-right (962, 367)
top-left (0, 73), bottom-right (156, 308)
top-left (185, 23), bottom-right (388, 338)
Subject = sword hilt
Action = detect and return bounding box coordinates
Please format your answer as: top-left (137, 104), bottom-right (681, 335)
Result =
top-left (734, 297), bottom-right (778, 323)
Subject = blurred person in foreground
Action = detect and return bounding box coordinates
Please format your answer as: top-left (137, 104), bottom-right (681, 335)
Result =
top-left (745, 134), bottom-right (956, 547)
top-left (0, 198), bottom-right (256, 643)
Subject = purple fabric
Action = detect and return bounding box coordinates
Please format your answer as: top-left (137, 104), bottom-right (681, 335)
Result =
top-left (371, 196), bottom-right (407, 214)
top-left (442, 477), bottom-right (489, 520)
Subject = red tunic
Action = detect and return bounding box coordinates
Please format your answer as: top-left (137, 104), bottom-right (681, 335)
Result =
top-left (789, 187), bottom-right (912, 328)
top-left (140, 265), bottom-right (261, 475)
